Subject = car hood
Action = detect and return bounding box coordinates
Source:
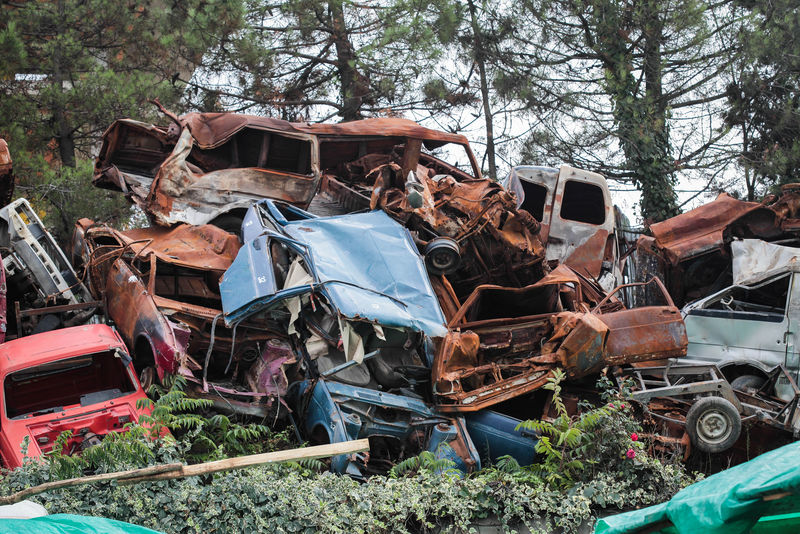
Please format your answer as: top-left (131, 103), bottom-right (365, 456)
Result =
top-left (220, 209), bottom-right (447, 338)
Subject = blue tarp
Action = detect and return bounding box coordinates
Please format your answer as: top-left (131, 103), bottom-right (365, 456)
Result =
top-left (0, 514), bottom-right (164, 534)
top-left (220, 208), bottom-right (447, 338)
top-left (594, 441), bottom-right (800, 534)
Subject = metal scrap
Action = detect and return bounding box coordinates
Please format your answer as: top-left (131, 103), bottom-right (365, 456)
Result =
top-left (72, 220), bottom-right (286, 418)
top-left (637, 187), bottom-right (800, 306)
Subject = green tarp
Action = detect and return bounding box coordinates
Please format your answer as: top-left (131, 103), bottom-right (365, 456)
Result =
top-left (594, 440), bottom-right (800, 534)
top-left (0, 514), bottom-right (164, 534)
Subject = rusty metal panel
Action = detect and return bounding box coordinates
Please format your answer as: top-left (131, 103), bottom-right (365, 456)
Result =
top-left (597, 307), bottom-right (687, 365)
top-left (645, 193), bottom-right (766, 265)
top-left (433, 268), bottom-right (687, 412)
top-left (0, 138), bottom-right (13, 207)
top-left (118, 223), bottom-right (240, 271)
top-left (94, 112), bottom-right (484, 229)
top-left (181, 113), bottom-right (474, 152)
top-left (105, 259), bottom-right (187, 376)
top-left (554, 312), bottom-right (608, 377)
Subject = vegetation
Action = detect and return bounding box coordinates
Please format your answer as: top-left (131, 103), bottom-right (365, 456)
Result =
top-left (0, 375), bottom-right (697, 533)
top-left (723, 0), bottom-right (800, 199)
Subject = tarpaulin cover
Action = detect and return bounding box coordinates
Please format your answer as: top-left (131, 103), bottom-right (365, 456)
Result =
top-left (221, 210), bottom-right (447, 338)
top-left (731, 239), bottom-right (800, 286)
top-left (0, 514), bottom-right (164, 534)
top-left (594, 441), bottom-right (800, 534)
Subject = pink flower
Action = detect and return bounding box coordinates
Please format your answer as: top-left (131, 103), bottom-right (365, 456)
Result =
top-left (626, 448), bottom-right (636, 459)
top-left (608, 403), bottom-right (615, 409)
top-left (631, 432), bottom-right (639, 442)
top-left (620, 404), bottom-right (626, 409)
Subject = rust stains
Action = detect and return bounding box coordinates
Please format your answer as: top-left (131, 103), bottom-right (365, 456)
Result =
top-left (0, 139), bottom-right (12, 207)
top-left (432, 269), bottom-right (687, 412)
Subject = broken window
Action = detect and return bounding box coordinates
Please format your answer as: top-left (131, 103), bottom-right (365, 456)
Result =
top-left (519, 181), bottom-right (548, 221)
top-left (188, 128), bottom-right (312, 175)
top-left (149, 261), bottom-right (222, 308)
top-left (5, 351), bottom-right (136, 419)
top-left (694, 274), bottom-right (790, 322)
top-left (560, 180), bottom-right (606, 225)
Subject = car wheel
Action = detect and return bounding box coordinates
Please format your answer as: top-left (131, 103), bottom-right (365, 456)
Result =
top-left (730, 374), bottom-right (765, 392)
top-left (139, 366), bottom-right (157, 392)
top-left (685, 396), bottom-right (741, 454)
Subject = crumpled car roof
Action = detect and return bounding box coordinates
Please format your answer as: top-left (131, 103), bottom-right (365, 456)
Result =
top-left (119, 224), bottom-right (240, 272)
top-left (181, 113), bottom-right (470, 150)
top-left (220, 209), bottom-right (447, 337)
top-left (646, 193), bottom-right (766, 264)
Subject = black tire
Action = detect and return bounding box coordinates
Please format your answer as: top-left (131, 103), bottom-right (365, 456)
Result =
top-left (209, 214), bottom-right (243, 239)
top-left (730, 374), bottom-right (765, 392)
top-left (685, 396), bottom-right (741, 454)
top-left (139, 366), bottom-right (157, 392)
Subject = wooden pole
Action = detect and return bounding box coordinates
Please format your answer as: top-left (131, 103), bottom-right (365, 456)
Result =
top-left (0, 439), bottom-right (369, 506)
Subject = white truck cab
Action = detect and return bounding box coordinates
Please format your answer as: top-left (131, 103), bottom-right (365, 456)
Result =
top-left (504, 165), bottom-right (622, 290)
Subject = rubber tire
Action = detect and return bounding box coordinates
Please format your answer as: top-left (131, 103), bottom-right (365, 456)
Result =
top-left (730, 374), bottom-right (765, 392)
top-left (139, 366), bottom-right (157, 392)
top-left (685, 396), bottom-right (741, 454)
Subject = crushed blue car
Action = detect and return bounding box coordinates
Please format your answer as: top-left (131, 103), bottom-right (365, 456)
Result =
top-left (220, 200), bottom-right (486, 477)
top-left (221, 200), bottom-right (446, 338)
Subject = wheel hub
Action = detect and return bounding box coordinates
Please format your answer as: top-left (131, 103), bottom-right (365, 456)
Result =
top-left (697, 410), bottom-right (732, 443)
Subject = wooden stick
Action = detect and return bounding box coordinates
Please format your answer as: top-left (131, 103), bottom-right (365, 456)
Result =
top-left (0, 439), bottom-right (369, 505)
top-left (0, 463), bottom-right (183, 506)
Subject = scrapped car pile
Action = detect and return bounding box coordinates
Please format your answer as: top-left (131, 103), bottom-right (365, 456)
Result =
top-left (2, 112), bottom-right (799, 474)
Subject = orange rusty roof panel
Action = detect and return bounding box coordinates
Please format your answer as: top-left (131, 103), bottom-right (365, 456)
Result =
top-left (119, 224), bottom-right (240, 272)
top-left (180, 113), bottom-right (470, 150)
top-left (647, 193), bottom-right (763, 264)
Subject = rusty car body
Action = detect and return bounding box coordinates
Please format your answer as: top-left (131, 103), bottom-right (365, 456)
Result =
top-left (322, 158), bottom-right (547, 300)
top-left (432, 266), bottom-right (688, 412)
top-left (637, 187), bottom-right (800, 306)
top-left (71, 220), bottom-right (286, 418)
top-left (94, 113), bottom-right (481, 232)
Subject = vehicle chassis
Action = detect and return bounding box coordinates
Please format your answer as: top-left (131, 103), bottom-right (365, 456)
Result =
top-left (619, 362), bottom-right (800, 451)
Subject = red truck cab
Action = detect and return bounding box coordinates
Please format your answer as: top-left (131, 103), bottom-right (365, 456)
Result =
top-left (0, 324), bottom-right (150, 469)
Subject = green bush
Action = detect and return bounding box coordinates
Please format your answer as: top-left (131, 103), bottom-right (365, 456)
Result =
top-left (0, 375), bottom-right (698, 533)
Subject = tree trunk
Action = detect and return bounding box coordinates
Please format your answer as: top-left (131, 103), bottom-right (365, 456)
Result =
top-left (329, 1), bottom-right (365, 122)
top-left (53, 0), bottom-right (75, 167)
top-left (639, 1), bottom-right (678, 221)
top-left (467, 0), bottom-right (497, 181)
